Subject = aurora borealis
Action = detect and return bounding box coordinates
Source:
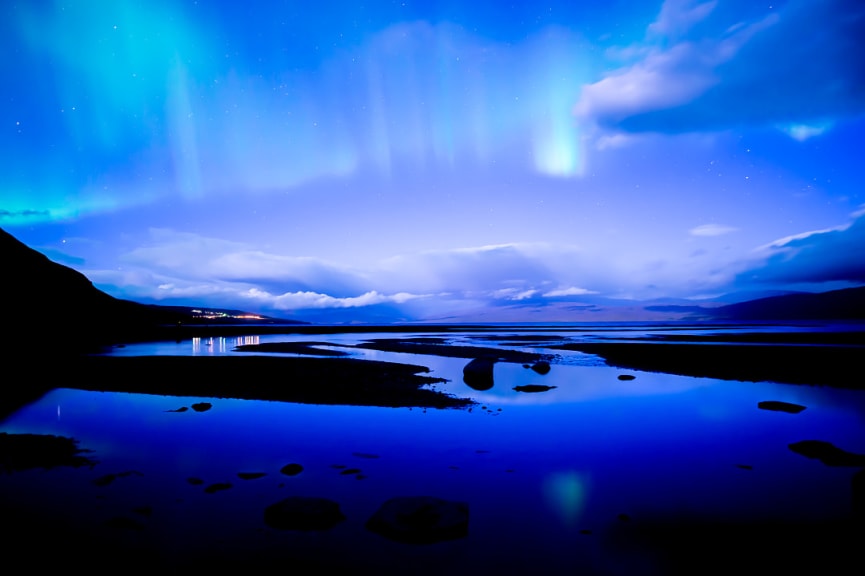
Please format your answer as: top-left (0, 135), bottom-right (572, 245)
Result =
top-left (3, 1), bottom-right (864, 321)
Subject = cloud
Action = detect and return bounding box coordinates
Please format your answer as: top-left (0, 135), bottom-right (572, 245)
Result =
top-left (0, 209), bottom-right (50, 218)
top-left (780, 123), bottom-right (832, 142)
top-left (124, 228), bottom-right (364, 294)
top-left (737, 211), bottom-right (865, 285)
top-left (576, 0), bottom-right (865, 135)
top-left (648, 0), bottom-right (718, 38)
top-left (543, 286), bottom-right (596, 297)
top-left (690, 223), bottom-right (737, 237)
top-left (243, 289), bottom-right (426, 310)
top-left (82, 228), bottom-right (778, 318)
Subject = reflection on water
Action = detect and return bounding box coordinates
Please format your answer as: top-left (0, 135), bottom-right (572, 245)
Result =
top-left (191, 335), bottom-right (261, 355)
top-left (4, 327), bottom-right (865, 572)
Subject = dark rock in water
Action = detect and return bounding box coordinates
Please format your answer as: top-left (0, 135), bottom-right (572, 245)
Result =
top-left (736, 464), bottom-right (753, 470)
top-left (788, 440), bottom-right (865, 466)
top-left (166, 406), bottom-right (189, 413)
top-left (463, 357), bottom-right (496, 391)
top-left (280, 463), bottom-right (304, 476)
top-left (238, 472), bottom-right (267, 480)
top-left (617, 374), bottom-right (636, 381)
top-left (340, 468), bottom-right (362, 475)
top-left (0, 432), bottom-right (96, 473)
top-left (133, 505), bottom-right (153, 517)
top-left (187, 477), bottom-right (204, 485)
top-left (366, 496), bottom-right (469, 544)
top-left (93, 474), bottom-right (117, 487)
top-left (530, 361), bottom-right (551, 375)
top-left (758, 400), bottom-right (806, 414)
top-left (264, 496), bottom-right (345, 531)
top-left (513, 385), bottom-right (557, 393)
top-left (191, 402), bottom-right (212, 412)
top-left (204, 482), bottom-right (232, 494)
top-left (92, 470), bottom-right (143, 487)
top-left (352, 452), bottom-right (380, 459)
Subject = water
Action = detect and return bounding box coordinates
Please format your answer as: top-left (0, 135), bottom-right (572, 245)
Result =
top-left (2, 324), bottom-right (864, 572)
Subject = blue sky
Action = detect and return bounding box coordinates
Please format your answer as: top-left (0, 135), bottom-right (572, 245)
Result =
top-left (2, 1), bottom-right (864, 321)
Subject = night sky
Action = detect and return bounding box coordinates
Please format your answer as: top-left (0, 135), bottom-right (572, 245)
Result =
top-left (3, 1), bottom-right (864, 321)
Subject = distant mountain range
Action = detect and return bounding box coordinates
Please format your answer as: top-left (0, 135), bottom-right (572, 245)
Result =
top-left (707, 285), bottom-right (865, 321)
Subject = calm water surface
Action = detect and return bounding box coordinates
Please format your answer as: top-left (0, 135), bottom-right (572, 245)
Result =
top-left (2, 325), bottom-right (864, 573)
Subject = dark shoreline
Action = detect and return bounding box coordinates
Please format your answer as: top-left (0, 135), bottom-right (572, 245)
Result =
top-left (0, 355), bottom-right (472, 421)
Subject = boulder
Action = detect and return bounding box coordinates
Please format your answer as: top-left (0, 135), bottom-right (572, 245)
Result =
top-left (463, 357), bottom-right (495, 391)
top-left (366, 496), bottom-right (469, 544)
top-left (530, 361), bottom-right (551, 375)
top-left (264, 497), bottom-right (345, 531)
top-left (280, 463), bottom-right (304, 476)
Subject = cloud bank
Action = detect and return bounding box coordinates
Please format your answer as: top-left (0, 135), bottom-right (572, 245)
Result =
top-left (576, 0), bottom-right (865, 136)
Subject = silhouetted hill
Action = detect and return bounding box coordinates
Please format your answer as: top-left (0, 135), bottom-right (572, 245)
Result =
top-left (0, 228), bottom-right (303, 354)
top-left (710, 286), bottom-right (865, 321)
top-left (0, 227), bottom-right (183, 350)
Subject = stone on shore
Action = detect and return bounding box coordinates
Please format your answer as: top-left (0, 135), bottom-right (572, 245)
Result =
top-left (366, 496), bottom-right (469, 544)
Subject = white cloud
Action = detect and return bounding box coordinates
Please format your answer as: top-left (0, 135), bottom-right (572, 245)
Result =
top-left (690, 223), bottom-right (737, 237)
top-left (779, 123), bottom-right (832, 142)
top-left (543, 286), bottom-right (596, 297)
top-left (737, 210), bottom-right (865, 285)
top-left (244, 289), bottom-right (427, 310)
top-left (649, 0), bottom-right (718, 38)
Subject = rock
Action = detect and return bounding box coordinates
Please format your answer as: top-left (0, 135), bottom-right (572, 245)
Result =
top-left (238, 472), bottom-right (267, 480)
top-left (280, 463), bottom-right (304, 476)
top-left (340, 468), bottom-right (362, 475)
top-left (92, 470), bottom-right (143, 487)
top-left (204, 482), bottom-right (232, 494)
top-left (530, 361), bottom-right (551, 375)
top-left (191, 402), bottom-right (212, 412)
top-left (264, 497), bottom-right (345, 531)
top-left (788, 440), bottom-right (865, 467)
top-left (133, 506), bottom-right (152, 517)
top-left (366, 496), bottom-right (469, 544)
top-left (166, 406), bottom-right (188, 413)
top-left (758, 400), bottom-right (806, 414)
top-left (463, 357), bottom-right (495, 391)
top-left (617, 374), bottom-right (636, 381)
top-left (513, 384), bottom-right (556, 393)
